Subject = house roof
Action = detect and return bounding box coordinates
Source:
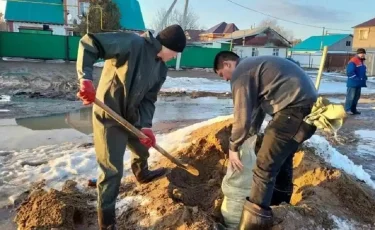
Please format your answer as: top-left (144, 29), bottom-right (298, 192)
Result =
top-left (353, 17), bottom-right (375, 28)
top-left (5, 0), bottom-right (64, 24)
top-left (213, 27), bottom-right (291, 47)
top-left (204, 22), bottom-right (239, 34)
top-left (291, 34), bottom-right (352, 51)
top-left (113, 0), bottom-right (145, 30)
top-left (185, 29), bottom-right (205, 42)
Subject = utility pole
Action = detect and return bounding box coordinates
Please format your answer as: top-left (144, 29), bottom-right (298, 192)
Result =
top-left (154, 0), bottom-right (177, 35)
top-left (320, 27), bottom-right (325, 51)
top-left (175, 0), bottom-right (189, 71)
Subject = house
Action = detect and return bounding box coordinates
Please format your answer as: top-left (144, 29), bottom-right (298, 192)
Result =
top-left (213, 27), bottom-right (291, 58)
top-left (352, 17), bottom-right (375, 52)
top-left (199, 22), bottom-right (239, 41)
top-left (5, 0), bottom-right (145, 36)
top-left (65, 0), bottom-right (145, 34)
top-left (185, 29), bottom-right (205, 43)
top-left (290, 34), bottom-right (353, 53)
top-left (5, 0), bottom-right (65, 35)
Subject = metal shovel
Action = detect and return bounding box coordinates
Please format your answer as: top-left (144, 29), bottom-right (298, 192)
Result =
top-left (94, 98), bottom-right (199, 176)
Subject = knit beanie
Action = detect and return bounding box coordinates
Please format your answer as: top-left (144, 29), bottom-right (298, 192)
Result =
top-left (156, 24), bottom-right (186, 53)
top-left (357, 48), bottom-right (366, 54)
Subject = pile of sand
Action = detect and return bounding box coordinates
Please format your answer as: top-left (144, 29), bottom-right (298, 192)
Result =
top-left (14, 181), bottom-right (97, 230)
top-left (14, 120), bottom-right (375, 230)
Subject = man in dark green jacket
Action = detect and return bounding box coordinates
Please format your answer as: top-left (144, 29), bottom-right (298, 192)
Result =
top-left (76, 25), bottom-right (186, 229)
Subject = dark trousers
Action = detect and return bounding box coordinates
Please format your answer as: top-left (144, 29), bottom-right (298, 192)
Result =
top-left (249, 106), bottom-right (316, 209)
top-left (93, 106), bottom-right (150, 227)
top-left (345, 87), bottom-right (361, 112)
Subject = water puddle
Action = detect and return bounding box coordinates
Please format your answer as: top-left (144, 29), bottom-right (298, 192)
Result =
top-left (0, 97), bottom-right (233, 150)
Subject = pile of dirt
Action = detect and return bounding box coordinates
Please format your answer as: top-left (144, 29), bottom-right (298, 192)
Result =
top-left (14, 180), bottom-right (97, 230)
top-left (14, 119), bottom-right (375, 229)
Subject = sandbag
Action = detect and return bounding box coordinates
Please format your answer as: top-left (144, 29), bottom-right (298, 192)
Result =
top-left (221, 135), bottom-right (257, 229)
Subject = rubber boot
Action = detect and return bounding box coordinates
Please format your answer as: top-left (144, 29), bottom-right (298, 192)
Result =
top-left (98, 209), bottom-right (117, 230)
top-left (131, 161), bottom-right (167, 184)
top-left (238, 198), bottom-right (273, 230)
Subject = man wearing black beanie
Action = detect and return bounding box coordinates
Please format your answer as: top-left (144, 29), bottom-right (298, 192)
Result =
top-left (76, 24), bottom-right (186, 229)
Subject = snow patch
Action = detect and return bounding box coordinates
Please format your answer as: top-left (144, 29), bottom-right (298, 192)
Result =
top-left (307, 135), bottom-right (375, 189)
top-left (161, 76), bottom-right (230, 93)
top-left (330, 215), bottom-right (364, 230)
top-left (0, 95), bottom-right (11, 102)
top-left (0, 115), bottom-right (232, 206)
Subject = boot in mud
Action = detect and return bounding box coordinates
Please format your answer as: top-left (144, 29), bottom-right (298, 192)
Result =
top-left (132, 162), bottom-right (167, 184)
top-left (238, 198), bottom-right (273, 230)
top-left (98, 210), bottom-right (117, 230)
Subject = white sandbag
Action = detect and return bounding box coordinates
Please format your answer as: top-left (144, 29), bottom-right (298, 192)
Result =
top-left (221, 135), bottom-right (257, 229)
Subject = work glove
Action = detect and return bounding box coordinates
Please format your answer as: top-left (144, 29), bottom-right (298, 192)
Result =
top-left (139, 128), bottom-right (156, 149)
top-left (228, 149), bottom-right (244, 172)
top-left (77, 79), bottom-right (95, 105)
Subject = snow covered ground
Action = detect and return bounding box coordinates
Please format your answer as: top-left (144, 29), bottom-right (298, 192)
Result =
top-left (1, 116), bottom-right (375, 208)
top-left (0, 115), bottom-right (232, 207)
top-left (159, 73), bottom-right (375, 95)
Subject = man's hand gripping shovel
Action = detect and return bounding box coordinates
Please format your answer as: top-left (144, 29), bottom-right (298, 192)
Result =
top-left (94, 98), bottom-right (199, 176)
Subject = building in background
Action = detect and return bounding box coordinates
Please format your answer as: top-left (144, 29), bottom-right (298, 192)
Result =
top-left (290, 34), bottom-right (353, 53)
top-left (199, 22), bottom-right (239, 41)
top-left (352, 17), bottom-right (375, 52)
top-left (352, 17), bottom-right (375, 76)
top-left (214, 27), bottom-right (291, 58)
top-left (185, 29), bottom-right (205, 43)
top-left (4, 0), bottom-right (65, 35)
top-left (4, 0), bottom-right (145, 36)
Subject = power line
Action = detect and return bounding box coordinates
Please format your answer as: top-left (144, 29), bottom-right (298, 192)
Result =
top-left (226, 0), bottom-right (352, 32)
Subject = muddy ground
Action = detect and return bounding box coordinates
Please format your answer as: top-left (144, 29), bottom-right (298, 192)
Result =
top-left (0, 60), bottom-right (219, 100)
top-left (11, 120), bottom-right (375, 230)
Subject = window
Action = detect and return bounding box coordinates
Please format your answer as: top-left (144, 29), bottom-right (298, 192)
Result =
top-left (67, 30), bottom-right (74, 36)
top-left (251, 48), bottom-right (258, 57)
top-left (273, 48), bottom-right (279, 56)
top-left (359, 29), bottom-right (369, 40)
top-left (346, 41), bottom-right (351, 46)
top-left (79, 2), bottom-right (90, 16)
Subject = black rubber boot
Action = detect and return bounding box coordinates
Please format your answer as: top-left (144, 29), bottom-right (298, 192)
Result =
top-left (238, 198), bottom-right (273, 230)
top-left (98, 209), bottom-right (117, 230)
top-left (131, 161), bottom-right (167, 184)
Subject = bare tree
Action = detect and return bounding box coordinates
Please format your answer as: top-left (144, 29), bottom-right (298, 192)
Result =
top-left (258, 18), bottom-right (294, 42)
top-left (151, 7), bottom-right (200, 32)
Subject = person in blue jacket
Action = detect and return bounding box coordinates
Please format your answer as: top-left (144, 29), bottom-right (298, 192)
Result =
top-left (345, 48), bottom-right (367, 115)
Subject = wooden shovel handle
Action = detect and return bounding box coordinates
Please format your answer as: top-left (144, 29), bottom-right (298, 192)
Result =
top-left (94, 98), bottom-right (199, 176)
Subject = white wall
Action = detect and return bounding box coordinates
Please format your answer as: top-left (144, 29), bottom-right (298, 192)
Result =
top-left (290, 53), bottom-right (322, 68)
top-left (66, 0), bottom-right (82, 25)
top-left (11, 22), bottom-right (66, 35)
top-left (232, 46), bottom-right (288, 58)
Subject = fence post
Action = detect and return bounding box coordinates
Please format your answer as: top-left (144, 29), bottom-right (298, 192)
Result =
top-left (315, 46), bottom-right (328, 90)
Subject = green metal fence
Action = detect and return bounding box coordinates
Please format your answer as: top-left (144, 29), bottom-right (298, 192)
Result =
top-left (0, 32), bottom-right (229, 67)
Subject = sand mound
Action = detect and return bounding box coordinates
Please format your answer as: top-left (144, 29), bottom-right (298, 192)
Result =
top-left (14, 120), bottom-right (375, 230)
top-left (14, 180), bottom-right (97, 230)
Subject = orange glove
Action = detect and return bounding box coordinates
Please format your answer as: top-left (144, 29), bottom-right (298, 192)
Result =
top-left (139, 128), bottom-right (156, 149)
top-left (77, 79), bottom-right (95, 105)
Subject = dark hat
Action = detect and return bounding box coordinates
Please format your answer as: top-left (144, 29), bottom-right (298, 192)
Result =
top-left (357, 48), bottom-right (366, 54)
top-left (156, 24), bottom-right (186, 53)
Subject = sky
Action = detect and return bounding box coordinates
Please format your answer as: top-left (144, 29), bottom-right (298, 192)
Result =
top-left (138, 0), bottom-right (375, 39)
top-left (0, 0), bottom-right (373, 40)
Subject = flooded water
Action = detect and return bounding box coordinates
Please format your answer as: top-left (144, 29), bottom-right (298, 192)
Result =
top-left (0, 97), bottom-right (233, 150)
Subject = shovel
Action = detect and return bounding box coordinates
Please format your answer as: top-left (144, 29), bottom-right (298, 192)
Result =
top-left (94, 98), bottom-right (199, 176)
